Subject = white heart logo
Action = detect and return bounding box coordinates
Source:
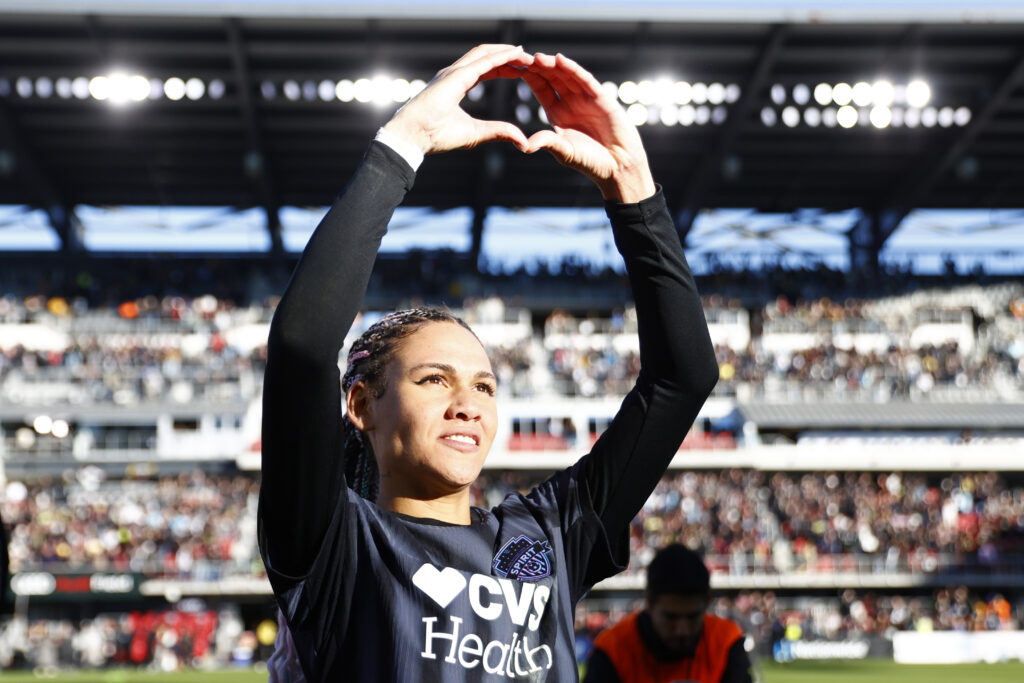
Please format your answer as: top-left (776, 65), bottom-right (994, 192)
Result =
top-left (412, 564), bottom-right (467, 608)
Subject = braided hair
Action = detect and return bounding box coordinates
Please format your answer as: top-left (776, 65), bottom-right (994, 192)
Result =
top-left (341, 307), bottom-right (478, 500)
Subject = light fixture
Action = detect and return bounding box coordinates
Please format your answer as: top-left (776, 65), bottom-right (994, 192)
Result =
top-left (679, 105), bottom-right (697, 126)
top-left (921, 106), bottom-right (938, 127)
top-left (781, 106), bottom-right (800, 128)
top-left (822, 107), bottom-right (838, 128)
top-left (89, 76), bottom-right (110, 100)
top-left (55, 77), bottom-right (73, 99)
top-left (673, 81), bottom-right (692, 105)
top-left (724, 83), bottom-right (741, 103)
top-left (904, 107), bottom-right (921, 128)
top-left (515, 104), bottom-right (532, 124)
top-left (707, 82), bottom-right (725, 105)
top-left (954, 106), bottom-right (972, 126)
top-left (660, 105), bottom-right (679, 126)
top-left (813, 83), bottom-right (832, 106)
top-left (837, 105), bottom-right (858, 128)
top-left (184, 77), bottom-right (205, 101)
top-left (626, 103), bottom-right (648, 126)
top-left (831, 82), bottom-right (852, 106)
top-left (335, 79), bottom-right (354, 102)
top-left (618, 81), bottom-right (638, 104)
top-left (390, 78), bottom-right (411, 103)
top-left (770, 83), bottom-right (786, 105)
top-left (938, 107), bottom-right (955, 128)
top-left (35, 77), bottom-right (53, 98)
top-left (695, 106), bottom-right (711, 125)
top-left (301, 80), bottom-right (317, 101)
top-left (691, 82), bottom-right (708, 105)
top-left (282, 80), bottom-right (300, 101)
top-left (870, 106), bottom-right (892, 128)
top-left (804, 107), bottom-right (821, 127)
top-left (872, 80), bottom-right (895, 107)
top-left (318, 79), bottom-right (335, 101)
top-left (208, 79), bottom-right (226, 99)
top-left (792, 83), bottom-right (810, 106)
top-left (260, 81), bottom-right (277, 100)
top-left (906, 79), bottom-right (931, 108)
top-left (353, 78), bottom-right (372, 103)
top-left (15, 77), bottom-right (32, 97)
top-left (760, 106), bottom-right (777, 126)
top-left (851, 81), bottom-right (873, 107)
top-left (72, 77), bottom-right (90, 99)
top-left (636, 80), bottom-right (656, 105)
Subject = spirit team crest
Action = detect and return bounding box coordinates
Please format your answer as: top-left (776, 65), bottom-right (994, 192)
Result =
top-left (492, 535), bottom-right (553, 581)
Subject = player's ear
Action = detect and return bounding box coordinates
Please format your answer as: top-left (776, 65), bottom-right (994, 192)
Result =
top-left (346, 381), bottom-right (375, 432)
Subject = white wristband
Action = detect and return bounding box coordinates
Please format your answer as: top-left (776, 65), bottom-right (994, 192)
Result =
top-left (374, 128), bottom-right (424, 171)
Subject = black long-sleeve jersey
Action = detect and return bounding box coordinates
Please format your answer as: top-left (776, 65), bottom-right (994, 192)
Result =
top-left (258, 141), bottom-right (718, 682)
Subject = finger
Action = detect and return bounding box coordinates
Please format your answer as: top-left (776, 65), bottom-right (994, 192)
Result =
top-left (473, 120), bottom-right (528, 151)
top-left (452, 46), bottom-right (531, 90)
top-left (478, 64), bottom-right (528, 82)
top-left (555, 53), bottom-right (604, 99)
top-left (449, 44), bottom-right (522, 69)
top-left (524, 129), bottom-right (573, 160)
top-left (528, 54), bottom-right (582, 97)
top-left (520, 69), bottom-right (561, 111)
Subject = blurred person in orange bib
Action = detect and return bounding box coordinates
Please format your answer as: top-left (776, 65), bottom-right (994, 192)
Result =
top-left (585, 545), bottom-right (751, 683)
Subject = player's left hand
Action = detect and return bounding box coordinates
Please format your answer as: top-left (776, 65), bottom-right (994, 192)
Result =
top-left (521, 52), bottom-right (656, 203)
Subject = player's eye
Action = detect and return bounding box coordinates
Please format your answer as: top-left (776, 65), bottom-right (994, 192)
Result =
top-left (475, 382), bottom-right (496, 396)
top-left (416, 374), bottom-right (446, 386)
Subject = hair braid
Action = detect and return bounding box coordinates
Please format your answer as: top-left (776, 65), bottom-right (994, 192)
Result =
top-left (341, 307), bottom-right (477, 501)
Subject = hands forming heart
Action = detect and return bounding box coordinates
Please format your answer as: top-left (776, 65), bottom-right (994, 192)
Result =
top-left (381, 44), bottom-right (656, 203)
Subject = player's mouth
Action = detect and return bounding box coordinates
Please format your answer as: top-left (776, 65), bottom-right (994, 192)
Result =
top-left (439, 432), bottom-right (481, 452)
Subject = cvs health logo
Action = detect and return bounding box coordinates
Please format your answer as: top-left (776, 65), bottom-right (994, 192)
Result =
top-left (412, 563), bottom-right (553, 677)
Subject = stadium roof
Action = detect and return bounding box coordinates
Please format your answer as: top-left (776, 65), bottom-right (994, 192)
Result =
top-left (739, 402), bottom-right (1024, 430)
top-left (1, 10), bottom-right (1023, 262)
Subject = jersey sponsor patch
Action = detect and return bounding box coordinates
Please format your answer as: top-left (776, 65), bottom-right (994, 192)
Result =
top-left (492, 535), bottom-right (553, 581)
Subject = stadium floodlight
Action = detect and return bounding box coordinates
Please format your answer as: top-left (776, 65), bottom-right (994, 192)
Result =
top-left (707, 82), bottom-right (725, 105)
top-left (127, 75), bottom-right (150, 102)
top-left (691, 82), bottom-right (708, 105)
top-left (695, 105), bottom-right (711, 125)
top-left (88, 76), bottom-right (110, 100)
top-left (183, 77), bottom-right (204, 101)
top-left (890, 107), bottom-right (905, 127)
top-left (851, 81), bottom-right (873, 107)
top-left (904, 107), bottom-right (921, 128)
top-left (626, 103), bottom-right (648, 126)
top-left (653, 77), bottom-right (674, 105)
top-left (803, 107), bottom-right (821, 127)
top-left (937, 106), bottom-right (955, 128)
top-left (679, 104), bottom-right (697, 126)
top-left (760, 106), bottom-right (777, 126)
top-left (822, 107), bottom-right (838, 128)
top-left (148, 78), bottom-right (163, 100)
top-left (409, 79), bottom-right (427, 97)
top-left (260, 80), bottom-right (277, 100)
top-left (711, 106), bottom-right (728, 125)
top-left (813, 82), bottom-right (832, 106)
top-left (673, 81), bottom-right (692, 105)
top-left (831, 82), bottom-right (852, 106)
top-left (51, 419), bottom-right (70, 439)
top-left (515, 103), bottom-right (532, 124)
top-left (302, 80), bottom-right (317, 101)
top-left (318, 79), bottom-right (335, 102)
top-left (770, 83), bottom-right (786, 105)
top-left (390, 78), bottom-right (412, 103)
top-left (601, 81), bottom-right (618, 100)
top-left (792, 83), bottom-right (810, 106)
top-left (781, 106), bottom-right (800, 128)
top-left (353, 78), bottom-right (372, 103)
top-left (371, 76), bottom-right (393, 105)
top-left (282, 79), bottom-right (300, 101)
top-left (33, 415), bottom-right (53, 435)
top-left (55, 77), bottom-right (73, 99)
top-left (16, 77), bottom-right (33, 98)
top-left (72, 76), bottom-right (90, 99)
top-left (921, 106), bottom-right (938, 127)
top-left (335, 79), bottom-right (354, 102)
top-left (872, 80), bottom-right (895, 107)
top-left (906, 79), bottom-right (931, 108)
top-left (538, 106), bottom-right (549, 124)
top-left (35, 77), bottom-right (53, 98)
top-left (636, 79), bottom-right (656, 105)
top-left (467, 83), bottom-right (485, 102)
top-left (618, 80), bottom-right (638, 104)
top-left (870, 106), bottom-right (892, 128)
top-left (954, 106), bottom-right (972, 126)
top-left (724, 83), bottom-right (741, 103)
top-left (660, 104), bottom-right (679, 126)
top-left (208, 79), bottom-right (226, 100)
top-left (836, 105), bottom-right (858, 128)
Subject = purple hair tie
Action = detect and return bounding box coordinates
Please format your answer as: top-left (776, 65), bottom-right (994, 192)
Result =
top-left (349, 350), bottom-right (370, 362)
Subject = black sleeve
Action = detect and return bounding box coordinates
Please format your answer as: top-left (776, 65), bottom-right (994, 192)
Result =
top-left (582, 647), bottom-right (622, 683)
top-left (571, 187), bottom-right (718, 584)
top-left (258, 141), bottom-right (415, 578)
top-left (720, 638), bottom-right (753, 683)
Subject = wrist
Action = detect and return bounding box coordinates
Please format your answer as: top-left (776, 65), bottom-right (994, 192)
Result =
top-left (381, 114), bottom-right (431, 157)
top-left (597, 172), bottom-right (657, 204)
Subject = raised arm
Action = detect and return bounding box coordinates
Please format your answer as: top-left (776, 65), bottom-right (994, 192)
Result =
top-left (259, 45), bottom-right (533, 578)
top-left (523, 54), bottom-right (719, 570)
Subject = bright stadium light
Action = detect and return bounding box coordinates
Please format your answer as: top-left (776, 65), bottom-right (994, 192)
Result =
top-left (618, 81), bottom-right (638, 104)
top-left (538, 106), bottom-right (549, 124)
top-left (890, 107), bottom-right (905, 127)
top-left (391, 78), bottom-right (412, 102)
top-left (760, 106), bottom-right (777, 126)
top-left (938, 106), bottom-right (955, 128)
top-left (515, 103), bottom-right (532, 124)
top-left (601, 81), bottom-right (618, 100)
top-left (691, 82), bottom-right (708, 105)
top-left (208, 79), bottom-right (226, 100)
top-left (904, 107), bottom-right (921, 128)
top-left (673, 81), bottom-right (692, 105)
top-left (626, 103), bottom-right (648, 126)
top-left (301, 80), bottom-right (317, 101)
top-left (921, 106), bottom-right (938, 127)
top-left (831, 82), bottom-right (852, 106)
top-left (695, 105), bottom-right (711, 125)
top-left (781, 106), bottom-right (800, 128)
top-left (813, 82), bottom-right (832, 106)
top-left (906, 79), bottom-right (931, 108)
top-left (260, 80), bottom-right (277, 100)
top-left (636, 80), bottom-right (655, 105)
top-left (318, 79), bottom-right (335, 101)
top-left (127, 75), bottom-right (150, 102)
top-left (335, 79), bottom-right (354, 102)
top-left (164, 77), bottom-right (185, 101)
top-left (55, 77), bottom-right (73, 99)
top-left (35, 77), bottom-right (53, 98)
top-left (409, 79), bottom-right (427, 97)
top-left (954, 106), bottom-right (972, 126)
top-left (89, 76), bottom-right (110, 100)
top-left (679, 104), bottom-right (697, 126)
top-left (851, 81), bottom-right (873, 107)
top-left (183, 77), bottom-right (204, 101)
top-left (837, 105), bottom-right (858, 128)
top-left (72, 76), bottom-right (90, 99)
top-left (51, 419), bottom-right (70, 439)
top-left (872, 80), bottom-right (895, 107)
top-left (822, 107), bottom-right (838, 128)
top-left (770, 83), bottom-right (786, 105)
top-left (707, 82), bottom-right (725, 105)
top-left (371, 76), bottom-right (392, 105)
top-left (660, 104), bottom-right (679, 126)
top-left (711, 106), bottom-right (727, 125)
top-left (724, 83), bottom-right (741, 103)
top-left (353, 78), bottom-right (372, 103)
top-left (282, 80), bottom-right (300, 101)
top-left (467, 83), bottom-right (485, 102)
top-left (792, 83), bottom-right (810, 105)
top-left (15, 77), bottom-right (32, 97)
top-left (148, 78), bottom-right (164, 100)
top-left (33, 415), bottom-right (53, 435)
top-left (804, 107), bottom-right (821, 127)
top-left (870, 106), bottom-right (892, 128)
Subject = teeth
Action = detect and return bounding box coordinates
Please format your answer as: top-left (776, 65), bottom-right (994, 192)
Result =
top-left (445, 434), bottom-right (476, 445)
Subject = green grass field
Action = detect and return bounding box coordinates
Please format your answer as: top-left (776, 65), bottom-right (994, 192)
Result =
top-left (3, 660), bottom-right (1024, 682)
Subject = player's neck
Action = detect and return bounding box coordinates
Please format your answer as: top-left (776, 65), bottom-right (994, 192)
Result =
top-left (379, 487), bottom-right (474, 525)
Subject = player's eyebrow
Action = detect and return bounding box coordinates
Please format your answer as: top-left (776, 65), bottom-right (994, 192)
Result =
top-left (408, 362), bottom-right (497, 383)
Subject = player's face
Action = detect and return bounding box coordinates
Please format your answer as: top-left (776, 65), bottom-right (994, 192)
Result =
top-left (366, 321), bottom-right (498, 494)
top-left (647, 593), bottom-right (708, 656)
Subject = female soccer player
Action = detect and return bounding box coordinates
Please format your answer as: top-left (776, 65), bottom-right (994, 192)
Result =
top-left (259, 44), bottom-right (718, 682)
